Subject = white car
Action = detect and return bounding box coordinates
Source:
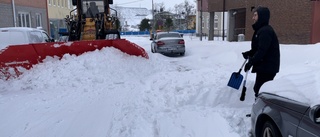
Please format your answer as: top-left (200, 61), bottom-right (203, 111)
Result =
top-left (0, 27), bottom-right (54, 50)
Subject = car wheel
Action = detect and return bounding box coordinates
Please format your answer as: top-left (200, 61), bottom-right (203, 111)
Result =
top-left (151, 46), bottom-right (154, 53)
top-left (180, 52), bottom-right (185, 56)
top-left (261, 121), bottom-right (282, 137)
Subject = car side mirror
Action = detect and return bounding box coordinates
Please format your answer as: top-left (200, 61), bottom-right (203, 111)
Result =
top-left (309, 105), bottom-right (320, 124)
top-left (45, 38), bottom-right (55, 42)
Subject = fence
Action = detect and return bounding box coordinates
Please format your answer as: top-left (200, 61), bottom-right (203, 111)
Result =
top-left (120, 30), bottom-right (196, 35)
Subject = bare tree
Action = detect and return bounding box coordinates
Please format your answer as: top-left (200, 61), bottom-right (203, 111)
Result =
top-left (174, 3), bottom-right (185, 30)
top-left (174, 0), bottom-right (195, 30)
top-left (174, 3), bottom-right (184, 15)
top-left (154, 2), bottom-right (165, 12)
top-left (183, 0), bottom-right (195, 29)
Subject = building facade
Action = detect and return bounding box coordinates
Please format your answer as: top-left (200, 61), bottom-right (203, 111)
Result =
top-left (199, 0), bottom-right (320, 44)
top-left (196, 11), bottom-right (226, 37)
top-left (113, 6), bottom-right (150, 31)
top-left (0, 0), bottom-right (49, 32)
top-left (196, 0), bottom-right (228, 40)
top-left (47, 0), bottom-right (73, 39)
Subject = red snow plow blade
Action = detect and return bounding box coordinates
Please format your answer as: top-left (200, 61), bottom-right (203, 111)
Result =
top-left (0, 39), bottom-right (148, 80)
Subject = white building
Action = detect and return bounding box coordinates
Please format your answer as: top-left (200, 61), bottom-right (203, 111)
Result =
top-left (113, 6), bottom-right (151, 31)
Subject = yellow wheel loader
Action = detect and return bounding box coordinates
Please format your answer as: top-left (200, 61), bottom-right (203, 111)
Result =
top-left (66, 0), bottom-right (120, 41)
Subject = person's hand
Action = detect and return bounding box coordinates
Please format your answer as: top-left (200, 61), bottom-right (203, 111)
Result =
top-left (242, 52), bottom-right (249, 59)
top-left (244, 62), bottom-right (252, 72)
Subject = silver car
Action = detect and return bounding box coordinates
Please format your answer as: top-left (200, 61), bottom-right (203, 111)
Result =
top-left (250, 92), bottom-right (320, 137)
top-left (151, 32), bottom-right (185, 56)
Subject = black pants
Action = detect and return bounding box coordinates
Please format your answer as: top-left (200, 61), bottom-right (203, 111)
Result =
top-left (253, 73), bottom-right (276, 96)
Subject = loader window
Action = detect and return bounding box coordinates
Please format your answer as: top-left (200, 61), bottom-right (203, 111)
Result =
top-left (83, 1), bottom-right (103, 18)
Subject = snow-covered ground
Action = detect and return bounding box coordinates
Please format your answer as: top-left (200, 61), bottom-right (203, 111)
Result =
top-left (0, 35), bottom-right (319, 137)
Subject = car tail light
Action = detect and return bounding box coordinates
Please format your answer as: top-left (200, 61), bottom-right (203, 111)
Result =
top-left (178, 40), bottom-right (185, 44)
top-left (157, 41), bottom-right (165, 46)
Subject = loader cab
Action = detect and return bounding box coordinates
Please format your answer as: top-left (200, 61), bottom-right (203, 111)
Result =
top-left (74, 0), bottom-right (114, 18)
top-left (67, 0), bottom-right (119, 41)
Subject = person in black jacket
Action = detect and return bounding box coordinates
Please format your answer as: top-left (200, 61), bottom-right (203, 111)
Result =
top-left (242, 6), bottom-right (280, 97)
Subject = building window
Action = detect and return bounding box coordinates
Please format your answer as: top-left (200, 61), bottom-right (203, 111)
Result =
top-left (48, 0), bottom-right (51, 5)
top-left (53, 0), bottom-right (56, 6)
top-left (214, 15), bottom-right (218, 29)
top-left (57, 0), bottom-right (60, 7)
top-left (36, 13), bottom-right (42, 27)
top-left (68, 0), bottom-right (72, 9)
top-left (62, 0), bottom-right (65, 7)
top-left (18, 12), bottom-right (31, 27)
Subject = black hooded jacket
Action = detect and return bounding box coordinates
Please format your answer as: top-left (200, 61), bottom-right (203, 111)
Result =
top-left (245, 7), bottom-right (280, 74)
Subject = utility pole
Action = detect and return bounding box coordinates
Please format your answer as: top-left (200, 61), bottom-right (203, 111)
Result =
top-left (222, 0), bottom-right (225, 41)
top-left (12, 0), bottom-right (17, 27)
top-left (152, 0), bottom-right (155, 39)
top-left (200, 0), bottom-right (203, 41)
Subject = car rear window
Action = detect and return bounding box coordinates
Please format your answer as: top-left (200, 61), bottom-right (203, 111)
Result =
top-left (158, 33), bottom-right (181, 39)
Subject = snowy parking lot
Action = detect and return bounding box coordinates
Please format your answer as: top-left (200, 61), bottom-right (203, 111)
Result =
top-left (0, 35), bottom-right (319, 137)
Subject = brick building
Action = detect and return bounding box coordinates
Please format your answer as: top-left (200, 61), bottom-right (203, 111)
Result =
top-left (199, 0), bottom-right (320, 44)
top-left (0, 0), bottom-right (49, 32)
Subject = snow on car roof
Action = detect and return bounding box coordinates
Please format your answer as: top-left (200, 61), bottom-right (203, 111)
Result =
top-left (0, 27), bottom-right (44, 32)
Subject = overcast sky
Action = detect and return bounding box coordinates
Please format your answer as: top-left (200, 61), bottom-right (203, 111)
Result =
top-left (113, 0), bottom-right (196, 10)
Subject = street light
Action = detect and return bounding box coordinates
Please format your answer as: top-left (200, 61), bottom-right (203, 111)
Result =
top-left (151, 0), bottom-right (155, 40)
top-left (200, 0), bottom-right (203, 41)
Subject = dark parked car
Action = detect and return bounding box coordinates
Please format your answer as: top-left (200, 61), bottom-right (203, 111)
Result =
top-left (251, 92), bottom-right (320, 137)
top-left (151, 32), bottom-right (185, 56)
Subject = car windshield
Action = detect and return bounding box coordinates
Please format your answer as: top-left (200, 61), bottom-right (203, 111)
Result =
top-left (29, 31), bottom-right (44, 43)
top-left (157, 33), bottom-right (181, 39)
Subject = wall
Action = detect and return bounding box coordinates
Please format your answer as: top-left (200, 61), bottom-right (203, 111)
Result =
top-left (48, 0), bottom-right (73, 19)
top-left (311, 1), bottom-right (320, 44)
top-left (14, 0), bottom-right (46, 8)
top-left (0, 0), bottom-right (48, 32)
top-left (208, 0), bottom-right (314, 44)
top-left (0, 3), bottom-right (14, 27)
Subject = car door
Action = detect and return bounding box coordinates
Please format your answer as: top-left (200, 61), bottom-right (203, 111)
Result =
top-left (297, 114), bottom-right (320, 137)
top-left (266, 95), bottom-right (309, 137)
